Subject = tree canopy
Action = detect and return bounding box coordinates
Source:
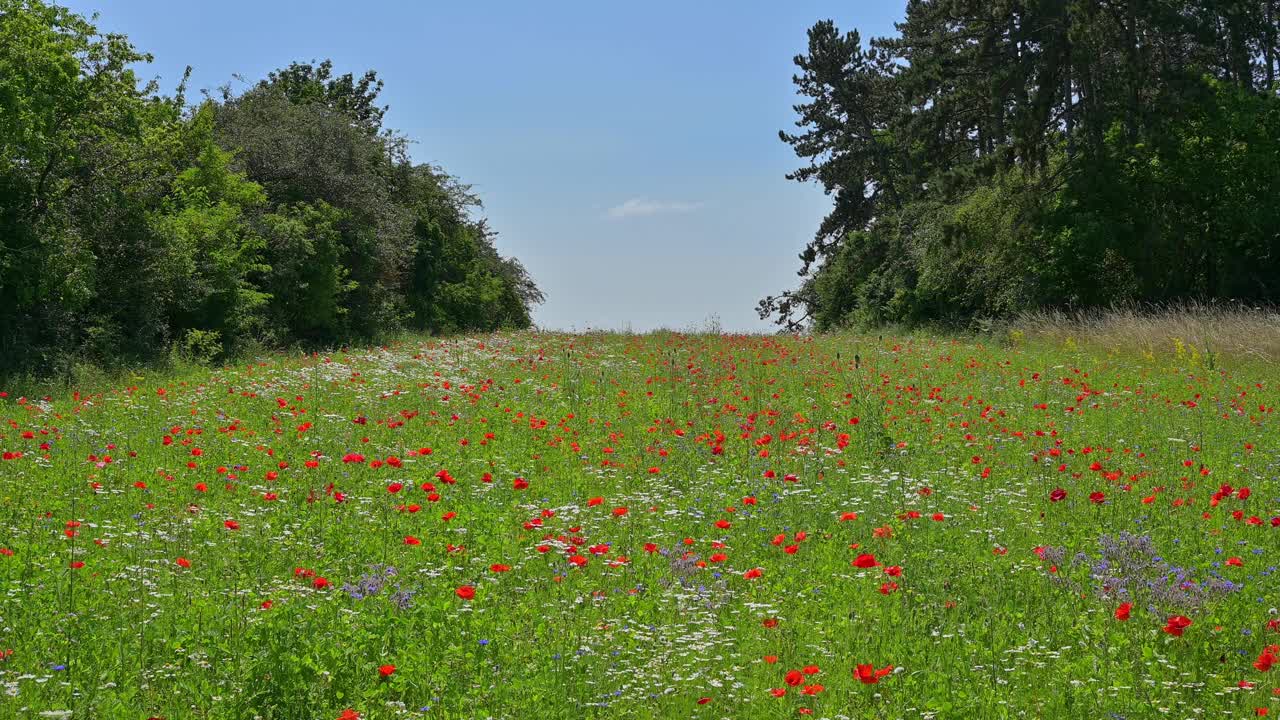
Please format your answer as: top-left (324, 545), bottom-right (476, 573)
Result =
top-left (0, 0), bottom-right (541, 374)
top-left (764, 0), bottom-right (1280, 330)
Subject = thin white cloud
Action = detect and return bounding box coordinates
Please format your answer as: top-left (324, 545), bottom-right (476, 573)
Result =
top-left (607, 197), bottom-right (704, 219)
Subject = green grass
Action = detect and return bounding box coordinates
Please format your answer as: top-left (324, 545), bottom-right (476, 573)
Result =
top-left (0, 331), bottom-right (1276, 719)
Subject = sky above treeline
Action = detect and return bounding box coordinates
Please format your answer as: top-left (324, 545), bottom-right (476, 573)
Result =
top-left (61, 1), bottom-right (903, 332)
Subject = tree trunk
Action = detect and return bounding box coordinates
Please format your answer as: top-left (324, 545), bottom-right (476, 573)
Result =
top-left (1267, 0), bottom-right (1276, 89)
top-left (1125, 1), bottom-right (1141, 142)
top-left (1063, 4), bottom-right (1074, 161)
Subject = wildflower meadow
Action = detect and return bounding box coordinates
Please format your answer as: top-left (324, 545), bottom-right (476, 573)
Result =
top-left (0, 331), bottom-right (1277, 719)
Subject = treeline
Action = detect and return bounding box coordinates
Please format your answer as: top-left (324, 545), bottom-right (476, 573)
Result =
top-left (763, 0), bottom-right (1280, 330)
top-left (0, 1), bottom-right (540, 374)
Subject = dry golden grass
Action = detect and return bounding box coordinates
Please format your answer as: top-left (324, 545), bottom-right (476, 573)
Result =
top-left (1007, 302), bottom-right (1280, 364)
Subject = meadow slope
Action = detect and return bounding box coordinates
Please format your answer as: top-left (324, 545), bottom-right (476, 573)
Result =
top-left (0, 332), bottom-right (1277, 719)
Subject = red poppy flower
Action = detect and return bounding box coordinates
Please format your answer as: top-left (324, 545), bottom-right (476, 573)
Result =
top-left (378, 664), bottom-right (396, 677)
top-left (456, 585), bottom-right (476, 600)
top-left (404, 536), bottom-right (421, 546)
top-left (1253, 647), bottom-right (1277, 672)
top-left (853, 554), bottom-right (879, 568)
top-left (1162, 615), bottom-right (1192, 637)
top-left (784, 670), bottom-right (804, 686)
top-left (855, 663), bottom-right (894, 684)
top-left (1049, 488), bottom-right (1067, 502)
top-left (1115, 602), bottom-right (1132, 621)
top-left (175, 557), bottom-right (191, 569)
top-left (743, 567), bottom-right (763, 580)
top-left (224, 519), bottom-right (240, 531)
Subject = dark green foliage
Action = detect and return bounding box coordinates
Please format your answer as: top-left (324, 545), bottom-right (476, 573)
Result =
top-left (0, 2), bottom-right (540, 374)
top-left (404, 166), bottom-right (542, 334)
top-left (259, 60), bottom-right (388, 136)
top-left (0, 0), bottom-right (171, 369)
top-left (258, 200), bottom-right (351, 343)
top-left (765, 1), bottom-right (1280, 330)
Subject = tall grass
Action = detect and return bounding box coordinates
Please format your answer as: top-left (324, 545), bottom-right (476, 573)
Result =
top-left (1009, 301), bottom-right (1280, 363)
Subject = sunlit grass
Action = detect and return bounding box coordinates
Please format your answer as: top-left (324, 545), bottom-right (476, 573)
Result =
top-left (0, 331), bottom-right (1276, 719)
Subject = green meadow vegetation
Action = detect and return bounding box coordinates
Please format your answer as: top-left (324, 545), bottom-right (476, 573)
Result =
top-left (0, 323), bottom-right (1279, 718)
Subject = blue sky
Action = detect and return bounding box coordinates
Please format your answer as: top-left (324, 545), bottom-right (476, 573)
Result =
top-left (62, 1), bottom-right (904, 332)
